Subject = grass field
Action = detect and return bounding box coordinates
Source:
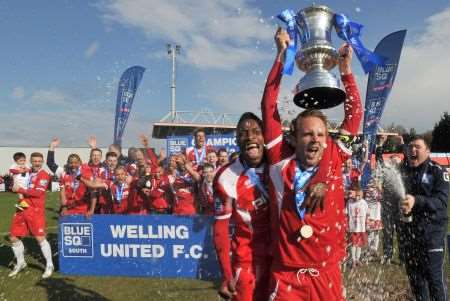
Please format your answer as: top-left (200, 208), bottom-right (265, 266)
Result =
top-left (0, 192), bottom-right (448, 301)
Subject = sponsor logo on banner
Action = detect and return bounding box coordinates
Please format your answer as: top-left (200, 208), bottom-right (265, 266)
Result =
top-left (61, 223), bottom-right (94, 258)
top-left (167, 134), bottom-right (239, 156)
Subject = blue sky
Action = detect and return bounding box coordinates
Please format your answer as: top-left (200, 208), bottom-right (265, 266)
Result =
top-left (0, 0), bottom-right (449, 147)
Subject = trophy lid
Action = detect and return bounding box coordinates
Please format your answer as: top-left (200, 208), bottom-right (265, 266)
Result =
top-left (298, 4), bottom-right (335, 16)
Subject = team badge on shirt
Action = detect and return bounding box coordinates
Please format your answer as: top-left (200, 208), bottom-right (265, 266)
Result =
top-left (40, 179), bottom-right (48, 186)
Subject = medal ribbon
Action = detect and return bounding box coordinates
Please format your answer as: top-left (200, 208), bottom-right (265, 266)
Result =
top-left (27, 172), bottom-right (36, 189)
top-left (194, 146), bottom-right (206, 166)
top-left (115, 183), bottom-right (124, 204)
top-left (242, 160), bottom-right (268, 199)
top-left (294, 162), bottom-right (318, 220)
top-left (71, 168), bottom-right (81, 191)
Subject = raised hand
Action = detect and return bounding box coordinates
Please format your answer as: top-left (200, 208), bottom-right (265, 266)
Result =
top-left (139, 134), bottom-right (149, 147)
top-left (338, 43), bottom-right (353, 75)
top-left (275, 27), bottom-right (290, 61)
top-left (49, 138), bottom-right (60, 151)
top-left (88, 136), bottom-right (97, 149)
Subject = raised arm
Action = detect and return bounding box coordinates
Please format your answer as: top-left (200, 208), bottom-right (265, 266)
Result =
top-left (338, 44), bottom-right (362, 135)
top-left (47, 138), bottom-right (61, 174)
top-left (140, 134), bottom-right (160, 170)
top-left (261, 28), bottom-right (290, 164)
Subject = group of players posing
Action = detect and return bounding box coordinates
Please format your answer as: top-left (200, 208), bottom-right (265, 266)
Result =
top-left (7, 131), bottom-right (231, 279)
top-left (7, 28), bottom-right (362, 300)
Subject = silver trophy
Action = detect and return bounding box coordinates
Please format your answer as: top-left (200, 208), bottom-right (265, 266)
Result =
top-left (294, 5), bottom-right (346, 109)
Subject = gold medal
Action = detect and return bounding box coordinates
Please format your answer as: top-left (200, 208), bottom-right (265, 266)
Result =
top-left (297, 224), bottom-right (313, 242)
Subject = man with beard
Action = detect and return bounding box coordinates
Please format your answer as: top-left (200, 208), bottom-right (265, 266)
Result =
top-left (262, 29), bottom-right (362, 300)
top-left (59, 154), bottom-right (96, 216)
top-left (186, 128), bottom-right (215, 170)
top-left (213, 112), bottom-right (271, 301)
top-left (401, 136), bottom-right (449, 300)
top-left (9, 152), bottom-right (54, 279)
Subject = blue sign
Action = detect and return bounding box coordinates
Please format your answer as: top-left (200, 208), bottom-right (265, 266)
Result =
top-left (61, 222), bottom-right (94, 257)
top-left (59, 215), bottom-right (220, 279)
top-left (166, 136), bottom-right (190, 155)
top-left (166, 134), bottom-right (239, 156)
top-left (113, 66), bottom-right (146, 146)
top-left (361, 30), bottom-right (406, 187)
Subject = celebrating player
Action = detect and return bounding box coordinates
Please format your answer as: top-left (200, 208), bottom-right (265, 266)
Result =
top-left (9, 152), bottom-right (54, 279)
top-left (186, 128), bottom-right (215, 170)
top-left (213, 112), bottom-right (271, 301)
top-left (262, 28), bottom-right (362, 300)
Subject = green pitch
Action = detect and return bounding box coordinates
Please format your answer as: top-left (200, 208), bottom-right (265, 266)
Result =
top-left (0, 192), bottom-right (448, 301)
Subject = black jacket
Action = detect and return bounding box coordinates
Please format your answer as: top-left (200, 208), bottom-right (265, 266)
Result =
top-left (402, 158), bottom-right (449, 248)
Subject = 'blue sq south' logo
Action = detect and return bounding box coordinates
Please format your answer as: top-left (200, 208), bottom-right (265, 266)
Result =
top-left (61, 223), bottom-right (94, 258)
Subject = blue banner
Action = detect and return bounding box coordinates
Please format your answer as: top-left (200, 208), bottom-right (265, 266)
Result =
top-left (59, 215), bottom-right (220, 279)
top-left (166, 134), bottom-right (239, 157)
top-left (361, 30), bottom-right (407, 187)
top-left (277, 9), bottom-right (298, 75)
top-left (113, 66), bottom-right (146, 146)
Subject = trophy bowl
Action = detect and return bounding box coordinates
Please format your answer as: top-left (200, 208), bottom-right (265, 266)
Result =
top-left (293, 5), bottom-right (346, 109)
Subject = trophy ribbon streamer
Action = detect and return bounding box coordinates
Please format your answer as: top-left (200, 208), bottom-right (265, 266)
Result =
top-left (334, 13), bottom-right (386, 74)
top-left (277, 9), bottom-right (298, 75)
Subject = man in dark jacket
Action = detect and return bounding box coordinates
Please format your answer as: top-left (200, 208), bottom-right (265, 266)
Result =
top-left (401, 135), bottom-right (449, 300)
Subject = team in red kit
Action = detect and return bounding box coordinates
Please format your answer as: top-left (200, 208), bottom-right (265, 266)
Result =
top-left (8, 23), bottom-right (428, 301)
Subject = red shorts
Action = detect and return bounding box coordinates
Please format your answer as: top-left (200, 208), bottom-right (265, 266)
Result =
top-left (10, 207), bottom-right (46, 237)
top-left (268, 263), bottom-right (345, 301)
top-left (231, 261), bottom-right (270, 301)
top-left (350, 232), bottom-right (368, 247)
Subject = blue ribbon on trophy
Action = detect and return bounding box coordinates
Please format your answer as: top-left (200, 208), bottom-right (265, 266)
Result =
top-left (334, 13), bottom-right (386, 74)
top-left (277, 9), bottom-right (298, 75)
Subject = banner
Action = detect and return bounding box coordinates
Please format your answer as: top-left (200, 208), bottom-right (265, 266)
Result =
top-left (59, 215), bottom-right (220, 279)
top-left (113, 66), bottom-right (146, 146)
top-left (361, 30), bottom-right (407, 187)
top-left (166, 134), bottom-right (239, 156)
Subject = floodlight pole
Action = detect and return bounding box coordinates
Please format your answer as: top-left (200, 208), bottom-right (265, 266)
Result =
top-left (167, 44), bottom-right (181, 122)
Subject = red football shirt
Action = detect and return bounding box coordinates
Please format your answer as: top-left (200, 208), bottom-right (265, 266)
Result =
top-left (261, 59), bottom-right (362, 268)
top-left (213, 159), bottom-right (270, 280)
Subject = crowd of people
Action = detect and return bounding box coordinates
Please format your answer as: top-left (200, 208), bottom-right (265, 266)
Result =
top-left (5, 28), bottom-right (449, 301)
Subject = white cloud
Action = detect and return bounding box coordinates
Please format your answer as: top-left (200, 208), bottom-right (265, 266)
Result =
top-left (11, 86), bottom-right (25, 99)
top-left (99, 0), bottom-right (273, 69)
top-left (85, 41), bottom-right (100, 58)
top-left (30, 89), bottom-right (70, 106)
top-left (381, 7), bottom-right (450, 132)
top-left (0, 108), bottom-right (151, 147)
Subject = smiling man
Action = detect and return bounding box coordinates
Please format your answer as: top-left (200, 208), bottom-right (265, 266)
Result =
top-left (262, 28), bottom-right (362, 300)
top-left (186, 128), bottom-right (215, 171)
top-left (401, 136), bottom-right (449, 301)
top-left (213, 112), bottom-right (271, 301)
top-left (9, 152), bottom-right (54, 279)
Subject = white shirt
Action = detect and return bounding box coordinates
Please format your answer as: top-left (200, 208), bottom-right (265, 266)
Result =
top-left (347, 198), bottom-right (368, 233)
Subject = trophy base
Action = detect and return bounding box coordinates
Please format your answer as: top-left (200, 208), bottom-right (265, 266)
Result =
top-left (293, 87), bottom-right (346, 109)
